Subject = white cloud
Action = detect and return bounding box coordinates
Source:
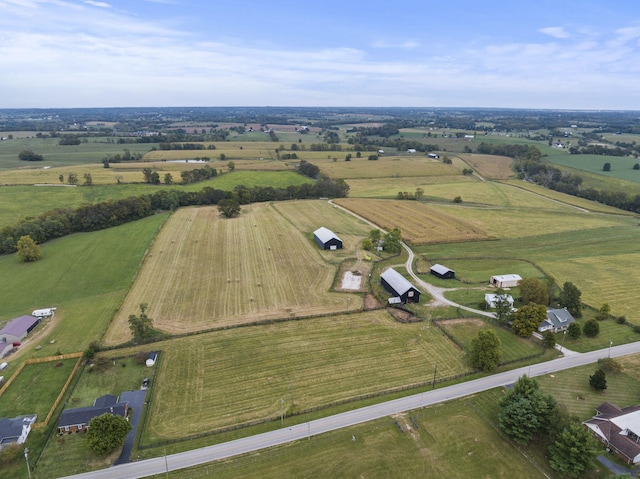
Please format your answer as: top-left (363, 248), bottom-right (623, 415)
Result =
top-left (84, 0), bottom-right (111, 7)
top-left (539, 26), bottom-right (570, 39)
top-left (371, 39), bottom-right (419, 49)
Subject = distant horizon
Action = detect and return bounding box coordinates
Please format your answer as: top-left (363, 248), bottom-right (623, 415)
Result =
top-left (3, 1), bottom-right (640, 110)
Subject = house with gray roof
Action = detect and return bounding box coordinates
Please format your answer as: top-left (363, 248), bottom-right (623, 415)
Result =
top-left (380, 268), bottom-right (421, 304)
top-left (58, 394), bottom-right (128, 435)
top-left (0, 415), bottom-right (37, 449)
top-left (538, 308), bottom-right (575, 333)
top-left (584, 402), bottom-right (640, 464)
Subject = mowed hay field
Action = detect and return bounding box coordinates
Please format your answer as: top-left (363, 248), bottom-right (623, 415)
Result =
top-left (145, 310), bottom-right (467, 440)
top-left (104, 202), bottom-right (362, 344)
top-left (309, 156), bottom-right (460, 179)
top-left (333, 198), bottom-right (491, 244)
top-left (458, 154), bottom-right (514, 179)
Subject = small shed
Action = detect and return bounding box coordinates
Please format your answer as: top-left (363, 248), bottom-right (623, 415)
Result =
top-left (380, 268), bottom-right (421, 304)
top-left (484, 293), bottom-right (514, 309)
top-left (430, 264), bottom-right (455, 279)
top-left (313, 227), bottom-right (343, 250)
top-left (490, 274), bottom-right (522, 288)
top-left (32, 308), bottom-right (56, 318)
top-left (146, 351), bottom-right (158, 367)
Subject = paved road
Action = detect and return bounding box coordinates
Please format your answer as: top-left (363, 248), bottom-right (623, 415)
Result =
top-left (61, 340), bottom-right (640, 479)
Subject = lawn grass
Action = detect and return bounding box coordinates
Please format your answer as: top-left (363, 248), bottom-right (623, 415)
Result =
top-left (104, 202), bottom-right (363, 344)
top-left (0, 213), bottom-right (168, 354)
top-left (0, 358), bottom-right (77, 418)
top-left (437, 318), bottom-right (544, 364)
top-left (145, 397), bottom-right (548, 479)
top-left (143, 310), bottom-right (467, 442)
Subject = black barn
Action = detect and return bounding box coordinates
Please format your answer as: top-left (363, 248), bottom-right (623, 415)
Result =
top-left (430, 264), bottom-right (455, 279)
top-left (313, 227), bottom-right (343, 250)
top-left (380, 268), bottom-right (421, 304)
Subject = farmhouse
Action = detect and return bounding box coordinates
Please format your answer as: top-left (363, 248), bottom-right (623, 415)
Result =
top-left (490, 274), bottom-right (522, 288)
top-left (58, 394), bottom-right (128, 434)
top-left (430, 264), bottom-right (455, 279)
top-left (0, 315), bottom-right (41, 357)
top-left (0, 415), bottom-right (37, 450)
top-left (380, 268), bottom-right (421, 304)
top-left (583, 402), bottom-right (640, 465)
top-left (538, 308), bottom-right (575, 333)
top-left (313, 227), bottom-right (343, 250)
top-left (484, 293), bottom-right (514, 309)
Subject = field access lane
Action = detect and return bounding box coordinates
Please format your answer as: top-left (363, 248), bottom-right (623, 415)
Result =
top-left (61, 341), bottom-right (640, 479)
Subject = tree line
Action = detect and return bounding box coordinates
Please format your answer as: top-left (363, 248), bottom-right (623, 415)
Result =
top-left (0, 176), bottom-right (349, 255)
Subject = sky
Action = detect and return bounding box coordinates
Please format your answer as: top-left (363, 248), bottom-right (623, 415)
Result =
top-left (2, 0), bottom-right (640, 110)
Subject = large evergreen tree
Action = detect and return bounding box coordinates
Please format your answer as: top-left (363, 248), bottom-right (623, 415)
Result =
top-left (469, 329), bottom-right (502, 371)
top-left (559, 282), bottom-right (582, 318)
top-left (548, 419), bottom-right (599, 477)
top-left (86, 413), bottom-right (132, 455)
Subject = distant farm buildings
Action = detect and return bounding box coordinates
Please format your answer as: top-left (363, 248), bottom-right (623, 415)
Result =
top-left (0, 315), bottom-right (41, 358)
top-left (313, 227), bottom-right (343, 250)
top-left (490, 274), bottom-right (522, 288)
top-left (430, 264), bottom-right (455, 280)
top-left (380, 268), bottom-right (421, 304)
top-left (428, 153), bottom-right (440, 159)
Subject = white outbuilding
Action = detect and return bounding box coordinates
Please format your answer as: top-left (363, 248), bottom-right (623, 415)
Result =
top-left (490, 274), bottom-right (522, 288)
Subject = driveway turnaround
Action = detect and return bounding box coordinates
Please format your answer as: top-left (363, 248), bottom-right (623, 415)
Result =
top-left (61, 341), bottom-right (640, 479)
top-left (114, 389), bottom-right (147, 465)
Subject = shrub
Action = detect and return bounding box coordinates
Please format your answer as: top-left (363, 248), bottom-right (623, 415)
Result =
top-left (616, 315), bottom-right (627, 325)
top-left (567, 321), bottom-right (582, 339)
top-left (583, 319), bottom-right (600, 338)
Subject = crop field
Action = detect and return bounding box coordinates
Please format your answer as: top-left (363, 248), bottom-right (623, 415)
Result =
top-left (146, 399), bottom-right (544, 479)
top-left (308, 156), bottom-right (461, 179)
top-left (437, 319), bottom-right (544, 364)
top-left (333, 198), bottom-right (492, 244)
top-left (346, 175), bottom-right (475, 198)
top-left (546, 152), bottom-right (640, 183)
top-left (0, 213), bottom-right (168, 354)
top-left (104, 203), bottom-right (363, 345)
top-left (0, 358), bottom-right (78, 419)
top-left (418, 224), bottom-right (640, 321)
top-left (458, 153), bottom-right (514, 179)
top-left (144, 310), bottom-right (468, 440)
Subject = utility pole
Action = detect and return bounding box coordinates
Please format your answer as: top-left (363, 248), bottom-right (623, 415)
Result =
top-left (432, 363), bottom-right (437, 388)
top-left (24, 448), bottom-right (32, 479)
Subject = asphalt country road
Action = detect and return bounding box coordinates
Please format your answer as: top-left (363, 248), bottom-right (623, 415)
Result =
top-left (62, 340), bottom-right (640, 479)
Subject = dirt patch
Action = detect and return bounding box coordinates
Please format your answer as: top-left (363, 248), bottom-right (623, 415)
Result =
top-left (341, 270), bottom-right (362, 290)
top-left (363, 294), bottom-right (381, 310)
top-left (388, 308), bottom-right (419, 323)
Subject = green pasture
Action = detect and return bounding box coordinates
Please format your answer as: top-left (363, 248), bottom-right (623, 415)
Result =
top-left (0, 137), bottom-right (156, 169)
top-left (0, 213), bottom-right (168, 354)
top-left (536, 359), bottom-right (640, 419)
top-left (437, 319), bottom-right (544, 364)
top-left (146, 399), bottom-right (546, 479)
top-left (502, 179), bottom-right (636, 215)
top-left (417, 223), bottom-right (640, 324)
top-left (0, 170), bottom-right (312, 229)
top-left (416, 257), bottom-right (543, 285)
top-left (144, 310), bottom-right (468, 442)
top-left (0, 358), bottom-right (77, 418)
top-left (547, 163), bottom-right (640, 197)
top-left (546, 153), bottom-right (640, 183)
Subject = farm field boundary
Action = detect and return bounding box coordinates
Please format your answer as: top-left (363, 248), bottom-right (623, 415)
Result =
top-left (0, 352), bottom-right (83, 427)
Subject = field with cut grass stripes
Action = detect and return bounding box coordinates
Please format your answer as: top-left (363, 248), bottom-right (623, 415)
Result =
top-left (104, 202), bottom-right (362, 344)
top-left (145, 310), bottom-right (467, 440)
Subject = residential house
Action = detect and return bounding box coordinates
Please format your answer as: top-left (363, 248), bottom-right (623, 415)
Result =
top-left (584, 402), bottom-right (640, 465)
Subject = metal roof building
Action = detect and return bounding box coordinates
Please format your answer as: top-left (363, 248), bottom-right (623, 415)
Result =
top-left (380, 268), bottom-right (421, 304)
top-left (313, 227), bottom-right (343, 250)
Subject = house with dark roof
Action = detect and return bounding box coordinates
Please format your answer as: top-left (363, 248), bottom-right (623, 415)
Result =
top-left (430, 264), bottom-right (455, 280)
top-left (584, 402), bottom-right (640, 464)
top-left (380, 268), bottom-right (421, 304)
top-left (313, 227), bottom-right (343, 250)
top-left (0, 315), bottom-right (41, 357)
top-left (58, 394), bottom-right (128, 435)
top-left (0, 415), bottom-right (37, 449)
top-left (538, 308), bottom-right (575, 333)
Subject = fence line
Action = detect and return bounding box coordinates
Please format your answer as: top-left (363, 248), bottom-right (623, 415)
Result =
top-left (0, 352), bottom-right (83, 397)
top-left (36, 354), bottom-right (84, 428)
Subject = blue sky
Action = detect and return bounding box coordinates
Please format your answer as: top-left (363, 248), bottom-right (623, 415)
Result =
top-left (2, 0), bottom-right (640, 109)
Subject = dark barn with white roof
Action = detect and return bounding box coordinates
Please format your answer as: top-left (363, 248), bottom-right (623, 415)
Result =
top-left (313, 227), bottom-right (343, 250)
top-left (430, 264), bottom-right (455, 279)
top-left (380, 268), bottom-right (421, 304)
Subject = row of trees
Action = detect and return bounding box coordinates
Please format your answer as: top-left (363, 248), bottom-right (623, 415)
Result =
top-left (0, 177), bottom-right (350, 255)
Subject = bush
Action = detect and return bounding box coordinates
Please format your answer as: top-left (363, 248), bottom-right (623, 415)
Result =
top-left (567, 321), bottom-right (582, 339)
top-left (616, 315), bottom-right (627, 325)
top-left (583, 319), bottom-right (600, 338)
